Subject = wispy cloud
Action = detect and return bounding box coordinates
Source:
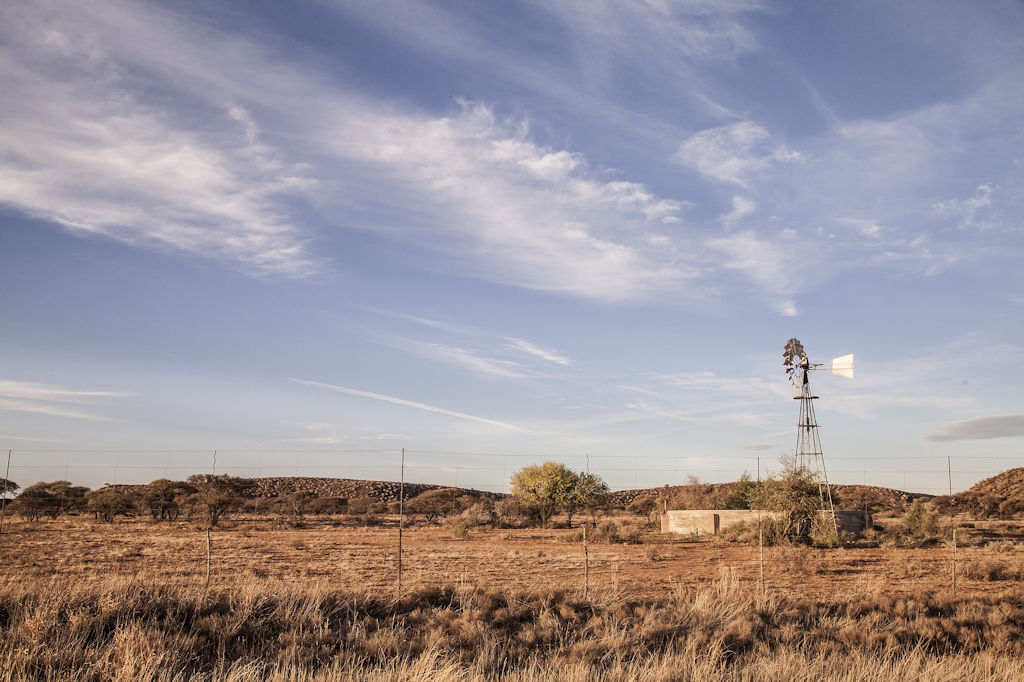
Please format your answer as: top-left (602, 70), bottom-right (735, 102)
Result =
top-left (2, 0), bottom-right (1020, 317)
top-left (288, 378), bottom-right (525, 431)
top-left (1, 1), bottom-right (705, 302)
top-left (933, 183), bottom-right (999, 230)
top-left (329, 100), bottom-right (696, 301)
top-left (0, 379), bottom-right (127, 421)
top-left (506, 338), bottom-right (572, 366)
top-left (705, 231), bottom-right (800, 316)
top-left (675, 121), bottom-right (800, 188)
top-left (0, 2), bottom-right (317, 277)
top-left (719, 195), bottom-right (756, 228)
top-left (925, 414), bottom-right (1024, 442)
top-left (419, 344), bottom-right (526, 379)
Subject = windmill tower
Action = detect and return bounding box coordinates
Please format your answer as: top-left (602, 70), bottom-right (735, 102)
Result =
top-left (782, 339), bottom-right (854, 535)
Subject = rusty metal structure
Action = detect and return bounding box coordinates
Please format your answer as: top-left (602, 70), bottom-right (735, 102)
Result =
top-left (783, 339), bottom-right (854, 537)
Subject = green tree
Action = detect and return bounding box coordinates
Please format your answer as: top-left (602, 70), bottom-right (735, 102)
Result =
top-left (510, 463), bottom-right (609, 528)
top-left (723, 472), bottom-right (755, 510)
top-left (749, 458), bottom-right (829, 540)
top-left (85, 487), bottom-right (135, 522)
top-left (568, 472), bottom-right (610, 525)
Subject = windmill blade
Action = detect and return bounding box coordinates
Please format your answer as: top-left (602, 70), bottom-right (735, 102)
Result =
top-left (831, 353), bottom-right (854, 379)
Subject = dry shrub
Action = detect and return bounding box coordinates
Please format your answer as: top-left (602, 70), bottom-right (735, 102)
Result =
top-left (718, 517), bottom-right (790, 546)
top-left (567, 520), bottom-right (645, 545)
top-left (962, 558), bottom-right (1024, 581)
top-left (3, 575), bottom-right (1024, 680)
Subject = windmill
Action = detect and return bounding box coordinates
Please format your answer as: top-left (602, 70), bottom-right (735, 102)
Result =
top-left (782, 339), bottom-right (854, 535)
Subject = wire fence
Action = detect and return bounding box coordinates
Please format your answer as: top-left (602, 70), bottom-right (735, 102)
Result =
top-left (0, 448), bottom-right (1021, 598)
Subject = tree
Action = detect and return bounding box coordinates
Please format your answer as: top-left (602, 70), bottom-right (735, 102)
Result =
top-left (0, 478), bottom-right (18, 519)
top-left (723, 472), bottom-right (755, 510)
top-left (510, 462), bottom-right (610, 528)
top-left (85, 487), bottom-right (135, 522)
top-left (12, 480), bottom-right (88, 521)
top-left (966, 494), bottom-right (1001, 520)
top-left (405, 488), bottom-right (472, 524)
top-left (565, 472), bottom-right (610, 526)
top-left (184, 474), bottom-right (241, 528)
top-left (748, 458), bottom-right (828, 539)
top-left (142, 479), bottom-right (192, 521)
top-left (627, 495), bottom-right (659, 525)
top-left (276, 491), bottom-right (317, 524)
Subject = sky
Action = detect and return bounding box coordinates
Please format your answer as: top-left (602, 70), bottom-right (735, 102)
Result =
top-left (1, 0), bottom-right (1022, 494)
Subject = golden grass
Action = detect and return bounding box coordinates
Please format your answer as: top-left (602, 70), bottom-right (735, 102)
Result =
top-left (1, 574), bottom-right (1024, 681)
top-left (5, 515), bottom-right (1021, 600)
top-left (3, 516), bottom-right (1024, 679)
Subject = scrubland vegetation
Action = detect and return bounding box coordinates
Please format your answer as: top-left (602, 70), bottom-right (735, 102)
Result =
top-left (2, 575), bottom-right (1024, 681)
top-left (3, 464), bottom-right (1024, 679)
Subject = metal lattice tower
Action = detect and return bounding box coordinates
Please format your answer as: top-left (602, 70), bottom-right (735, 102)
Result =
top-left (793, 360), bottom-right (838, 534)
top-left (783, 339), bottom-right (853, 537)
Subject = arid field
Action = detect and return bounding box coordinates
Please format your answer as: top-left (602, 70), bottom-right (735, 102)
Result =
top-left (3, 512), bottom-right (1024, 680)
top-left (3, 514), bottom-right (1024, 599)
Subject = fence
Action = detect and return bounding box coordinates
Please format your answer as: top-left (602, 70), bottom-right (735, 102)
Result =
top-left (0, 448), bottom-right (1021, 599)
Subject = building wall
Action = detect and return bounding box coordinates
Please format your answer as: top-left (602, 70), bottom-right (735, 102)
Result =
top-left (660, 509), bottom-right (872, 535)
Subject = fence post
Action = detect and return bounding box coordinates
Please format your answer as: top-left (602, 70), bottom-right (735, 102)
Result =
top-left (583, 523), bottom-right (590, 601)
top-left (206, 528), bottom-right (212, 588)
top-left (398, 447), bottom-right (404, 598)
top-left (948, 456), bottom-right (956, 595)
top-left (0, 449), bottom-right (11, 536)
top-left (757, 457), bottom-right (765, 598)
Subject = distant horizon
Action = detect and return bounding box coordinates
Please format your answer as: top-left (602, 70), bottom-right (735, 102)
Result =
top-left (1, 447), bottom-right (1016, 497)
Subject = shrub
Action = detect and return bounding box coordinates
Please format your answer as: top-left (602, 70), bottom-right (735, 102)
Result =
top-left (718, 516), bottom-right (789, 546)
top-left (450, 521), bottom-right (469, 539)
top-left (348, 496), bottom-right (385, 515)
top-left (901, 499), bottom-right (941, 540)
top-left (494, 498), bottom-right (528, 528)
top-left (84, 487), bottom-right (135, 523)
top-left (627, 495), bottom-right (659, 525)
top-left (451, 501), bottom-right (494, 528)
top-left (962, 558), bottom-right (1024, 581)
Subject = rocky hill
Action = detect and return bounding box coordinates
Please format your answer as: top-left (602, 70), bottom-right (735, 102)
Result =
top-left (112, 477), bottom-right (502, 502)
top-left (239, 477), bottom-right (502, 502)
top-left (611, 481), bottom-right (930, 512)
top-left (966, 467), bottom-right (1024, 500)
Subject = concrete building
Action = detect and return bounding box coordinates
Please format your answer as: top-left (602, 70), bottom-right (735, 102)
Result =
top-left (660, 509), bottom-right (872, 535)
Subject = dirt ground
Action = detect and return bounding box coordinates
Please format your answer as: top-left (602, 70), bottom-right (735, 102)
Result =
top-left (1, 514), bottom-right (1022, 599)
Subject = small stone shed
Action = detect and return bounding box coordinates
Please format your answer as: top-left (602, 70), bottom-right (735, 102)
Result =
top-left (660, 509), bottom-right (872, 535)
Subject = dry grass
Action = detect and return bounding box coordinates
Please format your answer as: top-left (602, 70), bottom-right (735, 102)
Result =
top-left (1, 575), bottom-right (1024, 680)
top-left (4, 515), bottom-right (1020, 600)
top-left (2, 516), bottom-right (1024, 679)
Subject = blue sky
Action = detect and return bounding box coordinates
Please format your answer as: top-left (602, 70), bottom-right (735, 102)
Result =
top-left (1, 0), bottom-right (1022, 494)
